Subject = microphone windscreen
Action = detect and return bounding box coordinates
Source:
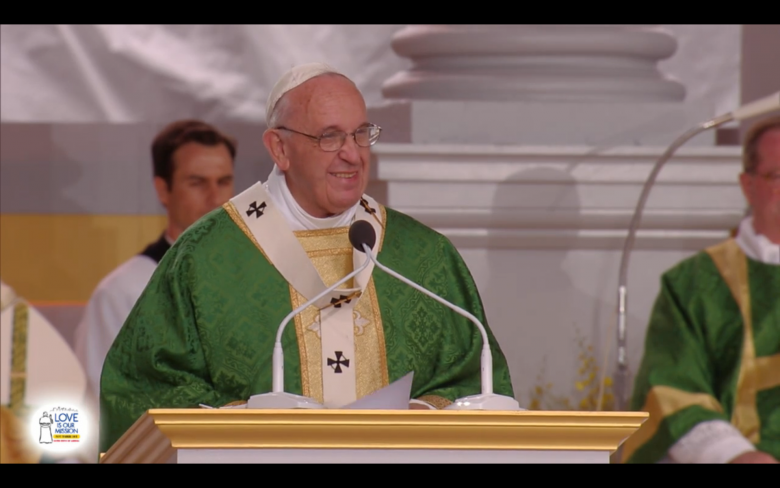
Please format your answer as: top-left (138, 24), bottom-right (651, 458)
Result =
top-left (349, 220), bottom-right (376, 253)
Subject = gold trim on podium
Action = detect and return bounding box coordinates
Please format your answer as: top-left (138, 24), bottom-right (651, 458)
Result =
top-left (100, 409), bottom-right (647, 464)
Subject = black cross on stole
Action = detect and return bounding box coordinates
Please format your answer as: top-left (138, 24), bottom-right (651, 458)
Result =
top-left (246, 201), bottom-right (266, 218)
top-left (327, 351), bottom-right (350, 373)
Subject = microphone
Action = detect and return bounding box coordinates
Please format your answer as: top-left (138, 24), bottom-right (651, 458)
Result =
top-left (349, 220), bottom-right (522, 411)
top-left (609, 91), bottom-right (780, 412)
top-left (246, 236), bottom-right (373, 409)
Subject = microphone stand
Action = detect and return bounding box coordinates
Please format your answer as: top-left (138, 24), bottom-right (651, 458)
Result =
top-left (246, 252), bottom-right (372, 409)
top-left (271, 257), bottom-right (371, 395)
top-left (608, 89), bottom-right (780, 463)
top-left (612, 109), bottom-right (756, 411)
top-left (360, 242), bottom-right (522, 411)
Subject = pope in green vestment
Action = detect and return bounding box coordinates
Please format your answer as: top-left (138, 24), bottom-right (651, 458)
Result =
top-left (97, 187), bottom-right (515, 454)
top-left (622, 237), bottom-right (779, 463)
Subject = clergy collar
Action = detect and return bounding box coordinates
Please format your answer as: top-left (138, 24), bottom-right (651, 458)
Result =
top-left (264, 165), bottom-right (358, 231)
top-left (735, 216), bottom-right (780, 265)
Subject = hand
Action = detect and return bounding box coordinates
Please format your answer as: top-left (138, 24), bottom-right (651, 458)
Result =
top-left (729, 451), bottom-right (779, 464)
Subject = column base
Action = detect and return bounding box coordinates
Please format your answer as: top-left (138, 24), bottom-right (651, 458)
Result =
top-left (403, 99), bottom-right (717, 147)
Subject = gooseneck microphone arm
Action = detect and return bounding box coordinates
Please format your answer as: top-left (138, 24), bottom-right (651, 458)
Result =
top-left (612, 91), bottom-right (780, 412)
top-left (613, 119), bottom-right (722, 411)
top-left (271, 256), bottom-right (371, 393)
top-left (360, 243), bottom-right (495, 396)
top-left (347, 219), bottom-right (521, 410)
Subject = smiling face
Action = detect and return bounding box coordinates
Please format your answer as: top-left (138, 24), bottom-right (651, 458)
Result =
top-left (263, 74), bottom-right (371, 218)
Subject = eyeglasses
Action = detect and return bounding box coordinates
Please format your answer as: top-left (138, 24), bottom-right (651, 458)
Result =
top-left (275, 124), bottom-right (382, 152)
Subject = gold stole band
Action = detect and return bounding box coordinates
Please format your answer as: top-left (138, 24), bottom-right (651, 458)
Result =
top-left (10, 302), bottom-right (28, 416)
top-left (223, 182), bottom-right (390, 407)
top-left (1, 302), bottom-right (41, 463)
top-left (290, 228), bottom-right (389, 404)
top-left (621, 238), bottom-right (773, 461)
top-left (706, 238), bottom-right (776, 443)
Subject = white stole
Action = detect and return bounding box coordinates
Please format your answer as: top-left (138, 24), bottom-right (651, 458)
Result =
top-left (228, 181), bottom-right (383, 407)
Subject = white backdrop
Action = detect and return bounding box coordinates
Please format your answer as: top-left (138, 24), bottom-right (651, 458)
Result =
top-left (0, 24), bottom-right (746, 412)
top-left (1, 24), bottom-right (740, 122)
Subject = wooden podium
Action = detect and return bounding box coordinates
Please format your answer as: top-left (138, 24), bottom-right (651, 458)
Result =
top-left (99, 409), bottom-right (647, 463)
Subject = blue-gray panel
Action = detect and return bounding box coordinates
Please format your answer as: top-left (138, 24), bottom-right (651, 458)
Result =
top-left (1, 122), bottom-right (276, 214)
top-left (1, 123), bottom-right (162, 214)
top-left (214, 121), bottom-right (275, 195)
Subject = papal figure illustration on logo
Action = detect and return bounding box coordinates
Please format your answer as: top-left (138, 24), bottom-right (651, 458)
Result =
top-left (39, 412), bottom-right (53, 444)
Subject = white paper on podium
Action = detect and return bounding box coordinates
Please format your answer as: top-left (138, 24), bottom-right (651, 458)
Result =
top-left (342, 371), bottom-right (414, 410)
top-left (199, 371), bottom-right (414, 410)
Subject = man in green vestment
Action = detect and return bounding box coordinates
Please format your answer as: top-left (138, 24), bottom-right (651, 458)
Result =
top-left (98, 62), bottom-right (515, 455)
top-left (622, 115), bottom-right (780, 464)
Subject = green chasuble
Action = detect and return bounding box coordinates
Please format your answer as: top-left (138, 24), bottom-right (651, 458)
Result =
top-left (98, 182), bottom-right (514, 454)
top-left (623, 238), bottom-right (780, 463)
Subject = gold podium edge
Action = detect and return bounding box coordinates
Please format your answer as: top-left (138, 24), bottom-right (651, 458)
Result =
top-left (100, 409), bottom-right (648, 463)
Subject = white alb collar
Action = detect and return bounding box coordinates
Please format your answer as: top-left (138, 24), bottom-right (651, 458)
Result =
top-left (735, 216), bottom-right (780, 265)
top-left (263, 166), bottom-right (358, 231)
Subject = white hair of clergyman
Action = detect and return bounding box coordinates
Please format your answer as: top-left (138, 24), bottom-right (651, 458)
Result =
top-left (265, 62), bottom-right (344, 128)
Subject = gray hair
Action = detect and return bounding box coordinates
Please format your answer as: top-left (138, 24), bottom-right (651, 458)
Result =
top-left (268, 93), bottom-right (291, 129)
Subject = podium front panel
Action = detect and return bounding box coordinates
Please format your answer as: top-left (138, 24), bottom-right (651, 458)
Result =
top-left (171, 448), bottom-right (608, 463)
top-left (100, 408), bottom-right (648, 464)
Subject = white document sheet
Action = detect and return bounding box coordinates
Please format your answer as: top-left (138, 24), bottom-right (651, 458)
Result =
top-left (342, 371), bottom-right (414, 410)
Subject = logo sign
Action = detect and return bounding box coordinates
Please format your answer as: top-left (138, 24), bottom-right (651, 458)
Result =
top-left (28, 403), bottom-right (87, 454)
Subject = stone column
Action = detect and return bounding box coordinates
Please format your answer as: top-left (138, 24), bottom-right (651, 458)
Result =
top-left (371, 25), bottom-right (742, 414)
top-left (379, 24), bottom-right (715, 147)
top-left (382, 24), bottom-right (684, 103)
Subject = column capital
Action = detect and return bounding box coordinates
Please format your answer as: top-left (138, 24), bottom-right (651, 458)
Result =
top-left (382, 25), bottom-right (685, 102)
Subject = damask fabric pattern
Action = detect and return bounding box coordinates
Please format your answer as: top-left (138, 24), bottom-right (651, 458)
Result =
top-left (623, 240), bottom-right (780, 463)
top-left (99, 204), bottom-right (514, 453)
